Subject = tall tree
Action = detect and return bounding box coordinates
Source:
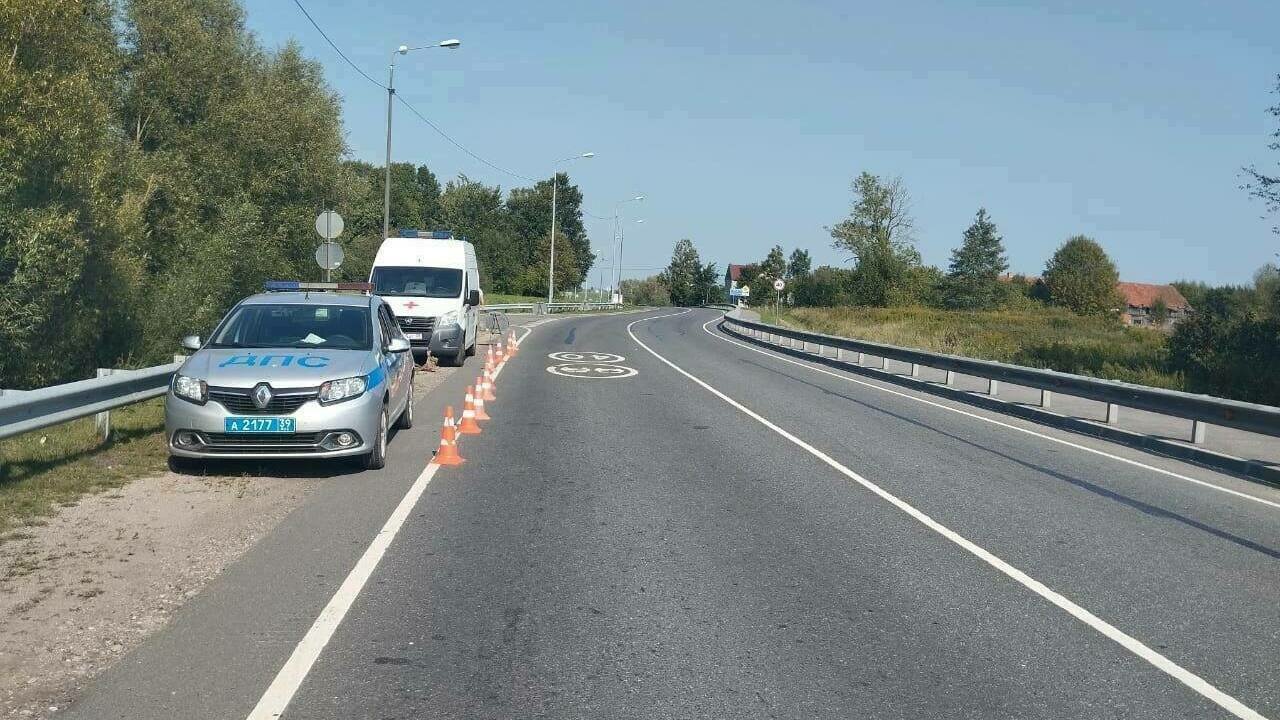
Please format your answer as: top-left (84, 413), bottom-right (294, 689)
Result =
top-left (787, 248), bottom-right (812, 278)
top-left (828, 172), bottom-right (921, 306)
top-left (942, 208), bottom-right (1009, 310)
top-left (1042, 236), bottom-right (1121, 315)
top-left (660, 239), bottom-right (703, 306)
top-left (0, 0), bottom-right (135, 386)
top-left (1243, 74), bottom-right (1280, 235)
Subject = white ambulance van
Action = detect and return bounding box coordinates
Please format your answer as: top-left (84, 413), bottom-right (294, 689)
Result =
top-left (368, 231), bottom-right (481, 366)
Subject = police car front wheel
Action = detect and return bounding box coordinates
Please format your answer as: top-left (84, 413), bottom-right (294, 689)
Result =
top-left (364, 408), bottom-right (388, 470)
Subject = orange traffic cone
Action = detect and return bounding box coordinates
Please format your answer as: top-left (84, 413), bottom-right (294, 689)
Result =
top-left (433, 407), bottom-right (464, 465)
top-left (481, 367), bottom-right (497, 402)
top-left (507, 330), bottom-right (519, 354)
top-left (486, 345), bottom-right (496, 367)
top-left (458, 386), bottom-right (483, 435)
top-left (496, 341), bottom-right (508, 363)
top-left (474, 377), bottom-right (492, 421)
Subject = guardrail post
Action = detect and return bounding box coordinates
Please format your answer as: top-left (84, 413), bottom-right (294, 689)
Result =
top-left (910, 363), bottom-right (920, 378)
top-left (945, 370), bottom-right (955, 386)
top-left (1040, 389), bottom-right (1052, 409)
top-left (94, 368), bottom-right (116, 441)
top-left (1192, 419), bottom-right (1207, 444)
top-left (855, 351), bottom-right (864, 365)
top-left (987, 379), bottom-right (998, 396)
top-left (1106, 403), bottom-right (1120, 424)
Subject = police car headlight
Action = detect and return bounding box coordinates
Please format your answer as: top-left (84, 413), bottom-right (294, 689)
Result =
top-left (173, 374), bottom-right (208, 404)
top-left (439, 310), bottom-right (460, 327)
top-left (319, 376), bottom-right (367, 404)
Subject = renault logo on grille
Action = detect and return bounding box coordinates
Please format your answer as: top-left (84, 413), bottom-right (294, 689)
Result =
top-left (252, 383), bottom-right (273, 409)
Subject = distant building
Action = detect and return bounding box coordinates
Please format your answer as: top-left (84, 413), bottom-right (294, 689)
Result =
top-left (725, 263), bottom-right (747, 297)
top-left (1115, 282), bottom-right (1192, 328)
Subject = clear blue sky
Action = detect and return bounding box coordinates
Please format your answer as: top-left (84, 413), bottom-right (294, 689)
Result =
top-left (246, 0), bottom-right (1280, 286)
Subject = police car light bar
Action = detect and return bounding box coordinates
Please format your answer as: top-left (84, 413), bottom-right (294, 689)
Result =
top-left (264, 280), bottom-right (374, 292)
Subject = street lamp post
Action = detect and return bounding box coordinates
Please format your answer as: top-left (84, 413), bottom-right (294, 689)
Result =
top-left (616, 217), bottom-right (643, 302)
top-left (547, 152), bottom-right (594, 304)
top-left (611, 195), bottom-right (644, 298)
top-left (383, 38), bottom-right (461, 242)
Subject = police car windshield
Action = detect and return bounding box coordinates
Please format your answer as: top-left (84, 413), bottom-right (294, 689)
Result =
top-left (208, 304), bottom-right (372, 351)
top-left (371, 266), bottom-right (463, 298)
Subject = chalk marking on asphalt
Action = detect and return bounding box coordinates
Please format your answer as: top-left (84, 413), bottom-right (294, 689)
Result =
top-left (628, 311), bottom-right (1269, 720)
top-left (699, 315), bottom-right (1280, 511)
top-left (245, 323), bottom-right (532, 720)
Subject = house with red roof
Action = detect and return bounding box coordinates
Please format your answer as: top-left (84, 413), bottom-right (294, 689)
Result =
top-left (724, 263), bottom-right (748, 298)
top-left (1116, 282), bottom-right (1192, 328)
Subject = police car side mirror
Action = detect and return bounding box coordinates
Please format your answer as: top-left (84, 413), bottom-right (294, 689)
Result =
top-left (466, 289), bottom-right (481, 307)
top-left (181, 335), bottom-right (202, 351)
top-left (387, 337), bottom-right (412, 353)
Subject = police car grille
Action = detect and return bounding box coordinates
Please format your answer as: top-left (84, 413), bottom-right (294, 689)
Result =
top-left (201, 432), bottom-right (323, 452)
top-left (208, 389), bottom-right (317, 414)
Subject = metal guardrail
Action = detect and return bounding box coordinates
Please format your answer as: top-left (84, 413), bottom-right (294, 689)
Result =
top-left (0, 363), bottom-right (180, 442)
top-left (483, 302), bottom-right (623, 314)
top-left (721, 313), bottom-right (1280, 442)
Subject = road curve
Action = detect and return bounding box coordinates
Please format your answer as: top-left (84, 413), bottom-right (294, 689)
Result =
top-left (62, 308), bottom-right (1280, 720)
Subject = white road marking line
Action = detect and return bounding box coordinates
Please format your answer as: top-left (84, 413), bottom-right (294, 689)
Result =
top-left (245, 322), bottom-right (536, 719)
top-left (628, 312), bottom-right (1269, 720)
top-left (244, 463), bottom-right (439, 720)
top-left (699, 315), bottom-right (1280, 511)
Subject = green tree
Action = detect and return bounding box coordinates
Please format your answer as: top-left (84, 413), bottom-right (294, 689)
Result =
top-left (787, 248), bottom-right (812, 278)
top-left (696, 262), bottom-right (722, 304)
top-left (620, 276), bottom-right (670, 306)
top-left (1042, 236), bottom-right (1121, 315)
top-left (829, 172), bottom-right (921, 306)
top-left (1243, 74), bottom-right (1280, 235)
top-left (660, 238), bottom-right (704, 306)
top-left (1149, 298), bottom-right (1170, 325)
top-left (941, 208), bottom-right (1008, 309)
top-left (0, 0), bottom-right (136, 387)
top-left (792, 266), bottom-right (855, 307)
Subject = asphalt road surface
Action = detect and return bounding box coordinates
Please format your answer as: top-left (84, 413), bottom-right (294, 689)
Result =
top-left (63, 308), bottom-right (1280, 720)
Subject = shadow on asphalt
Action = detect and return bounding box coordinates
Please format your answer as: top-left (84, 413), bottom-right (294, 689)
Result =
top-left (740, 357), bottom-right (1280, 562)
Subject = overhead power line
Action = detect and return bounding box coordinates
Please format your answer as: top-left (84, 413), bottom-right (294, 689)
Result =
top-left (291, 0), bottom-right (536, 184)
top-left (393, 95), bottom-right (536, 183)
top-left (291, 0), bottom-right (386, 90)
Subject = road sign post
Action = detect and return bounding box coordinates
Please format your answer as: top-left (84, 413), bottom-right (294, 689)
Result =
top-left (314, 210), bottom-right (345, 281)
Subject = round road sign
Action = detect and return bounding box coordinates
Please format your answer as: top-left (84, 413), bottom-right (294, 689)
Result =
top-left (315, 241), bottom-right (344, 270)
top-left (314, 210), bottom-right (345, 240)
top-left (773, 279), bottom-right (785, 291)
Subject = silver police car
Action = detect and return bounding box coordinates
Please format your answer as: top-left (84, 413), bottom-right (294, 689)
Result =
top-left (165, 282), bottom-right (415, 469)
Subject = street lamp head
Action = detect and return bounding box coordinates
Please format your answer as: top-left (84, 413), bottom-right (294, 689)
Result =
top-left (397, 45), bottom-right (409, 54)
top-left (581, 152), bottom-right (596, 158)
top-left (635, 195), bottom-right (645, 201)
top-left (635, 219), bottom-right (645, 223)
top-left (439, 39), bottom-right (461, 48)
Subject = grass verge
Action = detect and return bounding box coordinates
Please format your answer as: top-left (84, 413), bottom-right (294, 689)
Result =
top-left (484, 293), bottom-right (543, 305)
top-left (781, 305), bottom-right (1183, 389)
top-left (0, 400), bottom-right (168, 539)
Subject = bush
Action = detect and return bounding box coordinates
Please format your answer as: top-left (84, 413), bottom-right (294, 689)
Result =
top-left (1042, 236), bottom-right (1121, 315)
top-left (792, 266), bottom-right (856, 307)
top-left (621, 276), bottom-right (670, 306)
